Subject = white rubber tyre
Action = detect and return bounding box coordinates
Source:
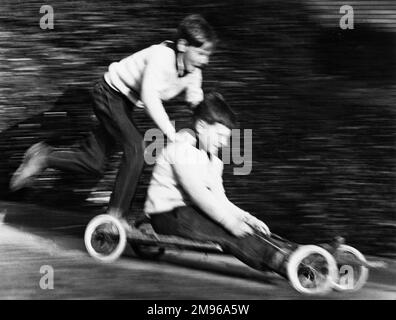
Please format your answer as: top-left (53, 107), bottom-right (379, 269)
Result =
top-left (84, 214), bottom-right (127, 263)
top-left (287, 245), bottom-right (339, 295)
top-left (332, 244), bottom-right (369, 292)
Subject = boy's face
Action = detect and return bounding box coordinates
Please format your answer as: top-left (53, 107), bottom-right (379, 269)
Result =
top-left (182, 41), bottom-right (213, 73)
top-left (197, 120), bottom-right (231, 155)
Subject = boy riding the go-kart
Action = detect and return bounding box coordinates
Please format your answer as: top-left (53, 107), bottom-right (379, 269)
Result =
top-left (141, 92), bottom-right (378, 294)
top-left (86, 92), bottom-right (380, 294)
top-left (144, 92), bottom-right (277, 269)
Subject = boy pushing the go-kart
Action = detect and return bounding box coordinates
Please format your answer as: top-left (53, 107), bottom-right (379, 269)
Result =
top-left (143, 92), bottom-right (292, 273)
top-left (10, 14), bottom-right (216, 231)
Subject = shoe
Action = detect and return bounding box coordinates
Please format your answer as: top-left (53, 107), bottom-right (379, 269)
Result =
top-left (10, 142), bottom-right (51, 191)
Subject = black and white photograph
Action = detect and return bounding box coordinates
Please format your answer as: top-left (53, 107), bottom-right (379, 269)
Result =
top-left (0, 0), bottom-right (395, 304)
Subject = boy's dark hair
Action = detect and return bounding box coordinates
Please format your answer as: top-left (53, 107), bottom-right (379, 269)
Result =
top-left (193, 92), bottom-right (237, 130)
top-left (177, 14), bottom-right (217, 48)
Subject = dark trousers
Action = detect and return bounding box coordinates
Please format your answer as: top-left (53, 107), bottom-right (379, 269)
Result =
top-left (150, 206), bottom-right (298, 276)
top-left (47, 78), bottom-right (145, 216)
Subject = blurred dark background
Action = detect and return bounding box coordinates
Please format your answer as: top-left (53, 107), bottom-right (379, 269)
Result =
top-left (0, 0), bottom-right (395, 257)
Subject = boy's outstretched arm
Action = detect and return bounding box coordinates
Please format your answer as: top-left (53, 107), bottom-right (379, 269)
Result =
top-left (140, 51), bottom-right (177, 142)
top-left (141, 89), bottom-right (176, 141)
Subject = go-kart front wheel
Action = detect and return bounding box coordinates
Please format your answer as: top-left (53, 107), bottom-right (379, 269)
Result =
top-left (287, 245), bottom-right (338, 295)
top-left (332, 244), bottom-right (369, 292)
top-left (84, 214), bottom-right (127, 263)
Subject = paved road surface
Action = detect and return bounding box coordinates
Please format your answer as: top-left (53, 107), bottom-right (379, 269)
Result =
top-left (0, 201), bottom-right (395, 300)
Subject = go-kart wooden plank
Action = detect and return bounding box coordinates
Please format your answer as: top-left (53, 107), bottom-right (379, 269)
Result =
top-left (127, 233), bottom-right (223, 253)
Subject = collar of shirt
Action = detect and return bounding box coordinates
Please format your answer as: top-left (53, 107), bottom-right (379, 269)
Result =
top-left (176, 53), bottom-right (186, 77)
top-left (161, 40), bottom-right (188, 78)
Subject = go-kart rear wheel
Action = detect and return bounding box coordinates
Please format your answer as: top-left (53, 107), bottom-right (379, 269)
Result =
top-left (84, 214), bottom-right (127, 263)
top-left (287, 245), bottom-right (338, 295)
top-left (130, 243), bottom-right (165, 259)
top-left (332, 244), bottom-right (369, 292)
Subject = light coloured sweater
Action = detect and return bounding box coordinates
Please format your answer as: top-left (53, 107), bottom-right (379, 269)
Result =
top-left (144, 131), bottom-right (224, 215)
top-left (104, 41), bottom-right (203, 138)
top-left (104, 41), bottom-right (203, 108)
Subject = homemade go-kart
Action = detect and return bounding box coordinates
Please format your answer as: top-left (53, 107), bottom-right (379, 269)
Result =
top-left (84, 214), bottom-right (381, 295)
